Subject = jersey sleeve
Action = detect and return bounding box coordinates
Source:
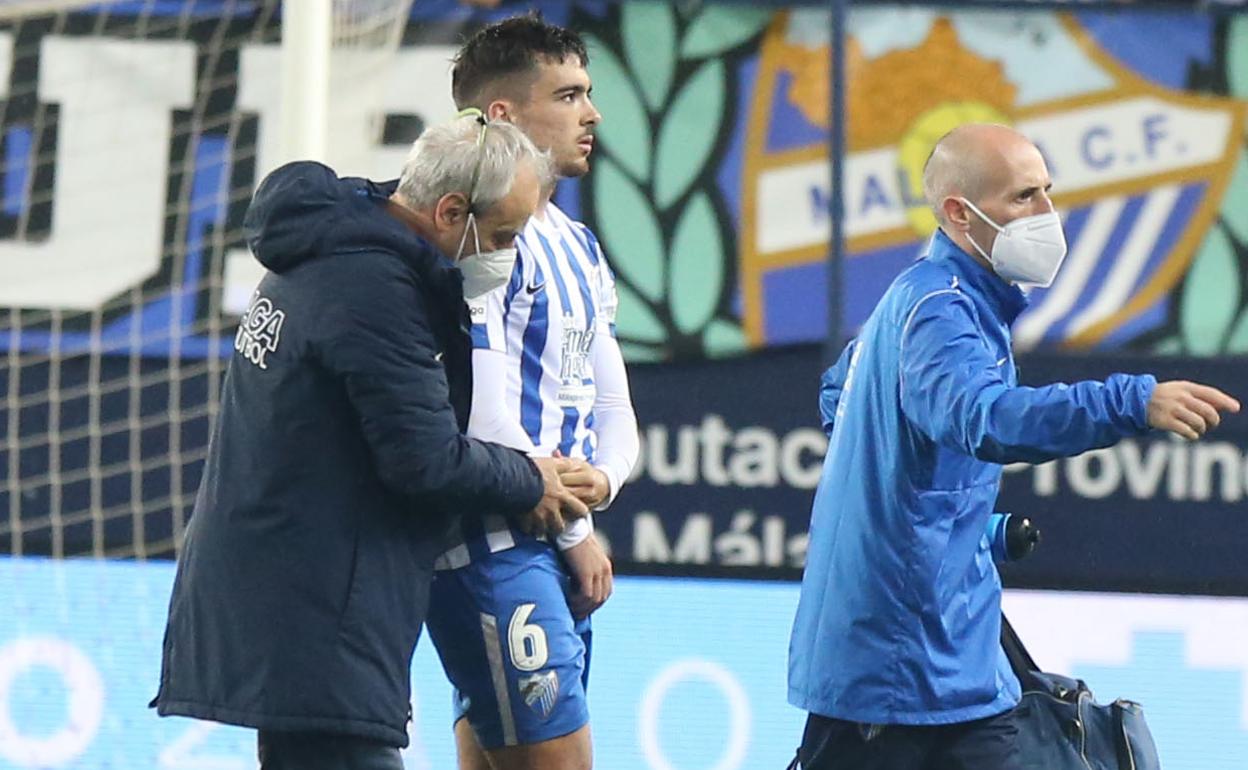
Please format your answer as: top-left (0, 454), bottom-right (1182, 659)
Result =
top-left (467, 348), bottom-right (536, 452)
top-left (588, 331), bottom-right (638, 509)
top-left (595, 260), bottom-right (619, 339)
top-left (576, 223), bottom-right (618, 338)
top-left (467, 256), bottom-right (525, 353)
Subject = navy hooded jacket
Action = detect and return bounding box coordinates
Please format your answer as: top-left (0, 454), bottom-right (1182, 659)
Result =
top-left (153, 162), bottom-right (544, 745)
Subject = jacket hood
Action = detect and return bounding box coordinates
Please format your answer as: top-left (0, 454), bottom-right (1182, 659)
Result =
top-left (243, 161), bottom-right (403, 273)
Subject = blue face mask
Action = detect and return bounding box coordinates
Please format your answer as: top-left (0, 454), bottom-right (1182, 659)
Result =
top-left (961, 198), bottom-right (1068, 288)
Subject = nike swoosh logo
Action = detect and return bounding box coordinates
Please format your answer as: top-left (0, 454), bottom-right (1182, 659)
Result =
top-left (526, 281), bottom-right (546, 295)
top-left (434, 352), bottom-right (444, 362)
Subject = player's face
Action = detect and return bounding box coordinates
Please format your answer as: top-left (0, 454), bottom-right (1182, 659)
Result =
top-left (509, 57), bottom-right (600, 179)
top-left (965, 141), bottom-right (1054, 253)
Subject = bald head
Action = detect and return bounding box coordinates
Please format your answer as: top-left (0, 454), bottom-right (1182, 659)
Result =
top-left (922, 123), bottom-right (1044, 226)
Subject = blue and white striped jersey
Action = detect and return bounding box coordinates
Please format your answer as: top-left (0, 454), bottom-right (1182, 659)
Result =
top-left (435, 203), bottom-right (621, 569)
top-left (471, 202), bottom-right (617, 458)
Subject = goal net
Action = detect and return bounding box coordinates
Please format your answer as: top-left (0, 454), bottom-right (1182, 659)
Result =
top-left (0, 0), bottom-right (430, 559)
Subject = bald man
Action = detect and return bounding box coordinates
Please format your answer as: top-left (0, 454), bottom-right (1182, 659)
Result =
top-left (785, 124), bottom-right (1238, 770)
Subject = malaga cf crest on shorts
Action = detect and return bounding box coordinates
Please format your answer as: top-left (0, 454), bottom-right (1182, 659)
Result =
top-left (519, 669), bottom-right (560, 720)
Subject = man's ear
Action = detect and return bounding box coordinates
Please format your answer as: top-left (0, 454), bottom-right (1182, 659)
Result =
top-left (942, 197), bottom-right (972, 231)
top-left (434, 192), bottom-right (471, 231)
top-left (485, 99), bottom-right (512, 122)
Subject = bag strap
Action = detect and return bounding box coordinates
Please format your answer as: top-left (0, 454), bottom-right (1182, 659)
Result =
top-left (1111, 702), bottom-right (1138, 770)
top-left (1001, 612), bottom-right (1045, 692)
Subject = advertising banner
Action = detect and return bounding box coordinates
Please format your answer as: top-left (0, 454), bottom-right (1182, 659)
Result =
top-left (604, 346), bottom-right (1248, 595)
top-left (3, 556), bottom-right (1247, 770)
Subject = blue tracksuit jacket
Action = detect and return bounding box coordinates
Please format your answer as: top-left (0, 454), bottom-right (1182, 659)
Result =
top-left (788, 229), bottom-right (1155, 725)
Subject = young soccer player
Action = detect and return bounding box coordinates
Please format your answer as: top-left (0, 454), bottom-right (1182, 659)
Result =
top-left (424, 15), bottom-right (640, 770)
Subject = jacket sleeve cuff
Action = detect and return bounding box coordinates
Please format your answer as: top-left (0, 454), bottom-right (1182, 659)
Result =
top-left (518, 453), bottom-right (546, 513)
top-left (986, 513), bottom-right (1011, 562)
top-left (1131, 374), bottom-right (1158, 433)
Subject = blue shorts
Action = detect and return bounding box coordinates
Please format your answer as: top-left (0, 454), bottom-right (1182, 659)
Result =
top-left (426, 538), bottom-right (592, 750)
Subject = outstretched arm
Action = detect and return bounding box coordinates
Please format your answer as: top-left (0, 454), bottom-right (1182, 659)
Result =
top-left (898, 290), bottom-right (1155, 464)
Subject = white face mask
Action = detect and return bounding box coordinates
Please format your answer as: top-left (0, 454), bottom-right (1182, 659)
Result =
top-left (454, 212), bottom-right (517, 299)
top-left (960, 197), bottom-right (1068, 288)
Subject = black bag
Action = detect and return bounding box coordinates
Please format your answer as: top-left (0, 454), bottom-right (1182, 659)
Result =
top-left (1002, 614), bottom-right (1162, 770)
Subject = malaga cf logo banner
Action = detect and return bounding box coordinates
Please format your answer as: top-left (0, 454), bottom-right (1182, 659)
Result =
top-left (732, 9), bottom-right (1246, 354)
top-left (0, 3), bottom-right (1246, 362)
top-left (553, 3), bottom-right (1248, 360)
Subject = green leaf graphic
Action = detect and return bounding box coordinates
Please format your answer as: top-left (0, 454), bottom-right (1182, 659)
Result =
top-left (623, 2), bottom-right (677, 112)
top-left (1180, 226), bottom-right (1241, 354)
top-left (703, 318), bottom-right (748, 357)
top-left (668, 192), bottom-right (723, 334)
top-left (1218, 153), bottom-right (1248, 246)
top-left (1226, 308), bottom-right (1248, 354)
top-left (615, 281), bottom-right (667, 344)
top-left (1227, 16), bottom-right (1248, 100)
top-left (620, 341), bottom-right (666, 362)
top-left (680, 6), bottom-right (773, 59)
top-left (654, 60), bottom-right (725, 208)
top-left (585, 34), bottom-right (652, 182)
top-left (1151, 335), bottom-right (1184, 356)
top-left (593, 156), bottom-right (666, 302)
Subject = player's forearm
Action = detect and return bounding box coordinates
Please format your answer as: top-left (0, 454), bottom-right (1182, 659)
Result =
top-left (589, 334), bottom-right (639, 510)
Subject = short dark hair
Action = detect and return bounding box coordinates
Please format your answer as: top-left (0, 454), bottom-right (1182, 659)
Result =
top-left (452, 14), bottom-right (589, 110)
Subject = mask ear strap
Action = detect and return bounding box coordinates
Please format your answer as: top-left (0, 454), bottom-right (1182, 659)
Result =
top-left (965, 232), bottom-right (993, 264)
top-left (456, 211), bottom-right (476, 259)
top-left (959, 197), bottom-right (1004, 234)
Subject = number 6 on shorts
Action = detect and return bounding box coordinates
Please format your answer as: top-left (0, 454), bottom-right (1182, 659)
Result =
top-left (508, 602), bottom-right (549, 672)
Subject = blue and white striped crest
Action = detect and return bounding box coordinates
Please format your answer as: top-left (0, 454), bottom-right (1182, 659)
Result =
top-left (519, 669), bottom-right (560, 720)
top-left (737, 10), bottom-right (1248, 350)
top-left (1014, 182), bottom-right (1210, 350)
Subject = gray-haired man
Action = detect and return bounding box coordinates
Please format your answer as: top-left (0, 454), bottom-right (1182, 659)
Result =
top-left (153, 114), bottom-right (586, 770)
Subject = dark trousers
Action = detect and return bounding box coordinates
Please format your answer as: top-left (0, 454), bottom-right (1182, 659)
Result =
top-left (791, 708), bottom-right (1022, 770)
top-left (257, 730), bottom-right (404, 770)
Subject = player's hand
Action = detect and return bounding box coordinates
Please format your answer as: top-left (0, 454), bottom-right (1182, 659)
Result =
top-left (557, 457), bottom-right (611, 509)
top-left (522, 457), bottom-right (589, 538)
top-left (1147, 380), bottom-right (1240, 440)
top-left (561, 533), bottom-right (613, 619)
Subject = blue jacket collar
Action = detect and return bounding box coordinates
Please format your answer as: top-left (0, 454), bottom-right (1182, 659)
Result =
top-left (927, 229), bottom-right (1028, 324)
